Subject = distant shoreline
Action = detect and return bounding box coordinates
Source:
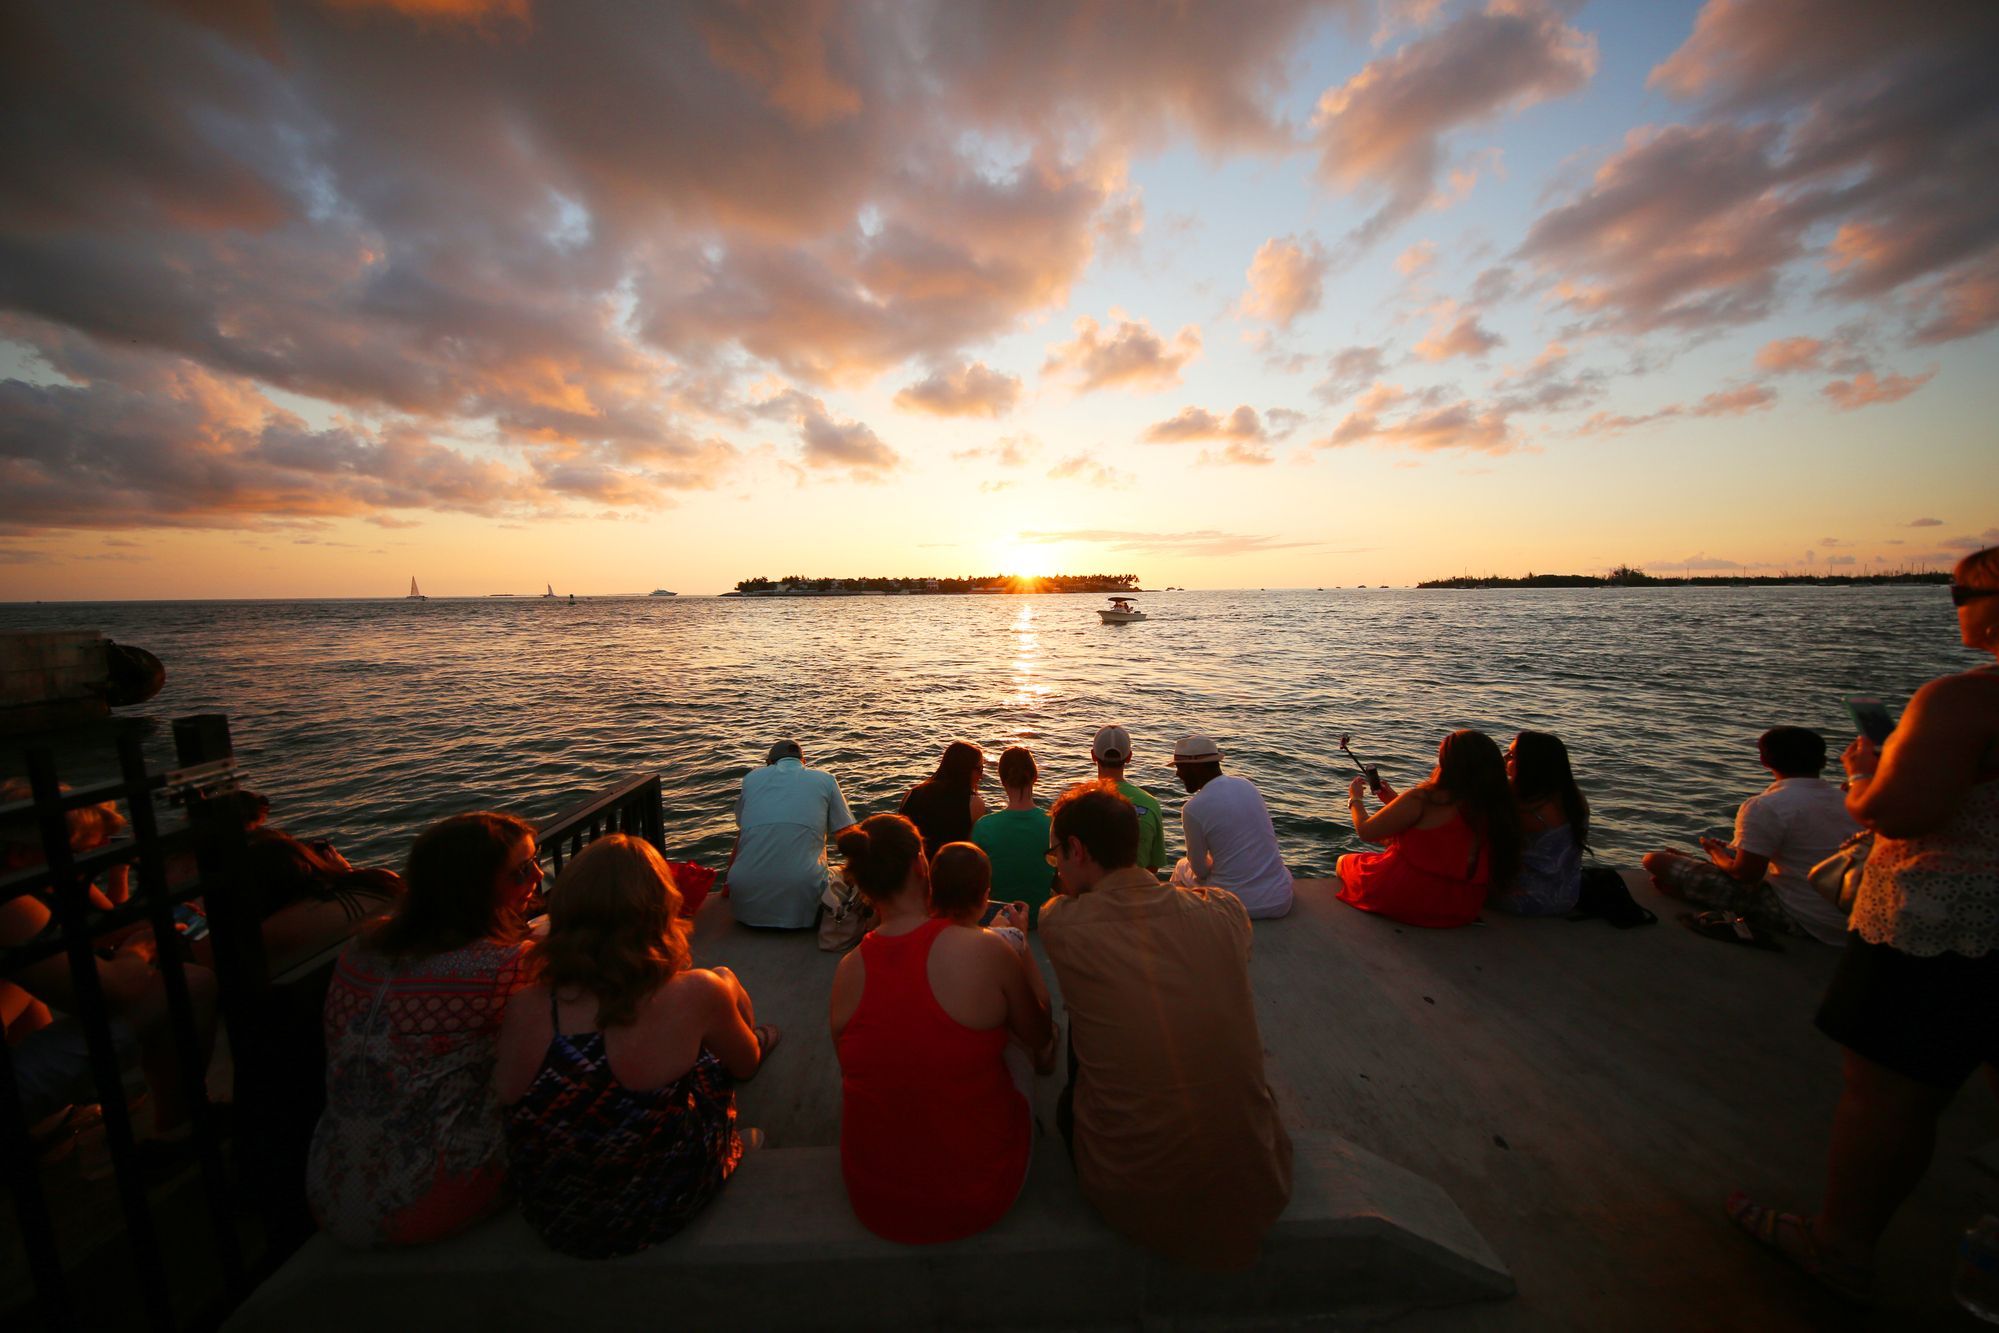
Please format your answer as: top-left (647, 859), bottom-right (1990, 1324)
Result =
top-left (1417, 569), bottom-right (1950, 589)
top-left (726, 574), bottom-right (1143, 597)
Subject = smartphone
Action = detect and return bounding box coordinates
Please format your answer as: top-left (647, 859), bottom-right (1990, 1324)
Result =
top-left (1844, 696), bottom-right (1895, 746)
top-left (980, 902), bottom-right (1011, 927)
top-left (1363, 764), bottom-right (1383, 795)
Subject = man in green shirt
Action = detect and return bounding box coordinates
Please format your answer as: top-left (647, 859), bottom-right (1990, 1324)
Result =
top-left (1091, 725), bottom-right (1167, 873)
top-left (971, 746), bottom-right (1057, 925)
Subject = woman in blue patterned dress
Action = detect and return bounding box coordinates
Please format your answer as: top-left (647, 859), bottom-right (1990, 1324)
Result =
top-left (495, 834), bottom-right (775, 1259)
top-left (1489, 731), bottom-right (1588, 916)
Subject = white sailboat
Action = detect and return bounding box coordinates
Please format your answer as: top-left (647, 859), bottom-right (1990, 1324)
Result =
top-left (405, 577), bottom-right (426, 601)
top-left (542, 582), bottom-right (556, 598)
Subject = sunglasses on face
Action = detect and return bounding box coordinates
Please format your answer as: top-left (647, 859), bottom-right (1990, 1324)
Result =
top-left (510, 851), bottom-right (542, 884)
top-left (1951, 583), bottom-right (1999, 607)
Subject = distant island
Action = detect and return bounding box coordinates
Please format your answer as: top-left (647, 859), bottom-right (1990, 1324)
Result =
top-left (1419, 564), bottom-right (1951, 589)
top-left (726, 573), bottom-right (1141, 596)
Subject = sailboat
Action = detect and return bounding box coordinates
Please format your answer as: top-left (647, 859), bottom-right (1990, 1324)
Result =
top-left (542, 582), bottom-right (556, 599)
top-left (405, 577), bottom-right (426, 601)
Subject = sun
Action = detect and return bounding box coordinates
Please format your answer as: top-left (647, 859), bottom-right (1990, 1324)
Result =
top-left (992, 538), bottom-right (1057, 580)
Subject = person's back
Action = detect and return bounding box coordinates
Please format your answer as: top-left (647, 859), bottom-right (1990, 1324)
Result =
top-left (1089, 726), bottom-right (1167, 872)
top-left (972, 807), bottom-right (1054, 919)
top-left (1180, 773), bottom-right (1294, 918)
top-left (1734, 776), bottom-right (1859, 943)
top-left (1041, 783), bottom-right (1290, 1270)
top-left (496, 836), bottom-right (769, 1259)
top-left (731, 747), bottom-right (855, 929)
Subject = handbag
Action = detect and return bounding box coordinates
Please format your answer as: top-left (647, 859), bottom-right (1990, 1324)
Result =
top-left (816, 871), bottom-right (875, 953)
top-left (1807, 830), bottom-right (1873, 913)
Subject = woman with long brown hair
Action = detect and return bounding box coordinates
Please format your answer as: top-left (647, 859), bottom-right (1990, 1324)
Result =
top-left (496, 834), bottom-right (772, 1259)
top-left (1334, 729), bottom-right (1523, 928)
top-left (308, 811), bottom-right (541, 1248)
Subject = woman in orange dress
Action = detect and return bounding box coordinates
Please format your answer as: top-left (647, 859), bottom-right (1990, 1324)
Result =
top-left (1334, 730), bottom-right (1522, 929)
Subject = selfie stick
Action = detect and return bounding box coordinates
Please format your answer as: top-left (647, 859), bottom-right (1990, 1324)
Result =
top-left (1339, 734), bottom-right (1384, 794)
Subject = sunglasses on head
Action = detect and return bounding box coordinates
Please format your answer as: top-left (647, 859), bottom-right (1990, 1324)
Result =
top-left (1951, 583), bottom-right (1999, 607)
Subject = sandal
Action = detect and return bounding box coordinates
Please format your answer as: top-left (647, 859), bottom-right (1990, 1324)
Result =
top-left (1725, 1191), bottom-right (1871, 1305)
top-left (753, 1024), bottom-right (782, 1060)
top-left (1680, 910), bottom-right (1783, 951)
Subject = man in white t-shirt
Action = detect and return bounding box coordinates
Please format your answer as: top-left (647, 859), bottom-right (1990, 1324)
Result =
top-left (1164, 734), bottom-right (1294, 919)
top-left (1642, 727), bottom-right (1860, 944)
top-left (727, 740), bottom-right (858, 929)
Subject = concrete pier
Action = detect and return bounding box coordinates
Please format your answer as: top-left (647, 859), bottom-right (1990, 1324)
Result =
top-left (231, 873), bottom-right (1994, 1329)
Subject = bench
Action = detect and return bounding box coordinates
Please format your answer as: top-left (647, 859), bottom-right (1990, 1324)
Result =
top-left (225, 1131), bottom-right (1513, 1330)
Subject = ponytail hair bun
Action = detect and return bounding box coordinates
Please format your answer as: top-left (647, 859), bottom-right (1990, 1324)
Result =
top-left (838, 813), bottom-right (923, 905)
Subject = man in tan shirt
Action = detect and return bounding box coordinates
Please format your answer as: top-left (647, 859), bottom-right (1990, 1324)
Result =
top-left (1040, 782), bottom-right (1292, 1270)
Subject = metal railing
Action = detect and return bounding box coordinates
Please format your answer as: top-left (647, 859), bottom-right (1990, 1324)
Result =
top-left (535, 772), bottom-right (666, 874)
top-left (2, 729), bottom-right (668, 1331)
top-left (1, 715), bottom-right (261, 1332)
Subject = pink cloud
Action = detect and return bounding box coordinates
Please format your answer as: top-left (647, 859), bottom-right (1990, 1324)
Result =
top-left (1239, 235), bottom-right (1330, 328)
top-left (1312, 0), bottom-right (1597, 243)
top-left (1141, 405), bottom-right (1266, 444)
top-left (1414, 310), bottom-right (1503, 362)
top-left (893, 362), bottom-right (1023, 418)
top-left (1042, 313), bottom-right (1201, 393)
top-left (1045, 455), bottom-right (1133, 489)
top-left (1314, 346), bottom-right (1391, 404)
top-left (1754, 336), bottom-right (1825, 373)
top-left (1821, 369), bottom-right (1936, 412)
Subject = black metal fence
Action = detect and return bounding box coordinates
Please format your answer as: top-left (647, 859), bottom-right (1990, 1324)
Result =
top-left (1, 723), bottom-right (669, 1331)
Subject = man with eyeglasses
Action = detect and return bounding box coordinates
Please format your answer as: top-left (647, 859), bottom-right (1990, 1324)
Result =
top-left (1038, 782), bottom-right (1291, 1271)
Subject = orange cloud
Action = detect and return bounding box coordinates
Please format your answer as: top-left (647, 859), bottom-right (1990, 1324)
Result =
top-left (1141, 405), bottom-right (1265, 444)
top-left (1413, 310), bottom-right (1503, 362)
top-left (893, 362), bottom-right (1023, 418)
top-left (1754, 336), bottom-right (1825, 373)
top-left (1042, 314), bottom-right (1201, 393)
top-left (1239, 235), bottom-right (1329, 328)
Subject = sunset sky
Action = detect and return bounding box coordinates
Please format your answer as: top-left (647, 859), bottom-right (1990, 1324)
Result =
top-left (3, 0), bottom-right (1996, 597)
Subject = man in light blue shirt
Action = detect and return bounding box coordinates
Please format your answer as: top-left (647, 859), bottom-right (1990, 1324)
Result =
top-left (727, 740), bottom-right (858, 929)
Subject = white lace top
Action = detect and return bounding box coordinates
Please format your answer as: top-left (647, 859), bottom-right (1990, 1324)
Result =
top-left (1850, 778), bottom-right (1999, 958)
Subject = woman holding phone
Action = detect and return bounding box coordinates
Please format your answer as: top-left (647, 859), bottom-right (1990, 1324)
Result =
top-left (1728, 545), bottom-right (1999, 1302)
top-left (1335, 730), bottom-right (1523, 929)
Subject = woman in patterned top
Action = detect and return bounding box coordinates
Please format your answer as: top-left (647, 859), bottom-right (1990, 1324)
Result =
top-left (1729, 544), bottom-right (1999, 1303)
top-left (307, 811), bottom-right (541, 1247)
top-left (496, 834), bottom-right (773, 1259)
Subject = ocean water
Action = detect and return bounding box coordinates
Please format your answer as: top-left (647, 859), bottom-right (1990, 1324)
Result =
top-left (0, 588), bottom-right (1978, 876)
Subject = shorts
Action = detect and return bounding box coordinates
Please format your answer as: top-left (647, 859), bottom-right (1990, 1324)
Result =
top-left (1815, 934), bottom-right (1999, 1090)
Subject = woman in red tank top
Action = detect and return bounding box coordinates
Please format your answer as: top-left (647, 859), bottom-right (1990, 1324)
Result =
top-left (1335, 730), bottom-right (1523, 928)
top-left (828, 815), bottom-right (1054, 1243)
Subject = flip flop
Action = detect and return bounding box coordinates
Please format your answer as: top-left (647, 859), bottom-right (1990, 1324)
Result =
top-left (1725, 1191), bottom-right (1871, 1305)
top-left (753, 1023), bottom-right (782, 1059)
top-left (1680, 910), bottom-right (1783, 951)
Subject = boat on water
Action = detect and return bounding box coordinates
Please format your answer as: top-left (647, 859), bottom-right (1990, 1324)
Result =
top-left (649, 589), bottom-right (677, 597)
top-left (542, 582), bottom-right (555, 598)
top-left (1098, 596), bottom-right (1147, 624)
top-left (405, 577), bottom-right (426, 601)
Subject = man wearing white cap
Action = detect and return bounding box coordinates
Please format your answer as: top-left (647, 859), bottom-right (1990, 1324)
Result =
top-left (1089, 725), bottom-right (1166, 874)
top-left (727, 739), bottom-right (858, 929)
top-left (1165, 735), bottom-right (1294, 919)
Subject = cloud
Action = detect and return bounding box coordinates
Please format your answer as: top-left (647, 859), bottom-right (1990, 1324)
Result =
top-left (1045, 454), bottom-right (1132, 489)
top-left (1413, 310), bottom-right (1502, 362)
top-left (1576, 381), bottom-right (1775, 435)
top-left (1312, 0), bottom-right (1597, 244)
top-left (1395, 241), bottom-right (1437, 277)
top-left (1822, 369), bottom-right (1936, 412)
top-left (1318, 384), bottom-right (1518, 455)
top-left (1016, 528), bottom-right (1317, 557)
top-left (1264, 408), bottom-right (1307, 439)
top-left (1313, 346), bottom-right (1390, 404)
top-left (1042, 313), bottom-right (1201, 393)
top-left (950, 433), bottom-right (1038, 467)
top-left (1910, 517), bottom-right (1943, 527)
top-left (1197, 443), bottom-right (1276, 467)
top-left (1943, 528), bottom-right (1999, 551)
top-left (1522, 2), bottom-right (1999, 339)
top-left (892, 361), bottom-right (1022, 418)
top-left (1141, 405), bottom-right (1266, 444)
top-left (757, 389), bottom-right (900, 479)
top-left (1239, 235), bottom-right (1330, 328)
top-left (1754, 336), bottom-right (1825, 373)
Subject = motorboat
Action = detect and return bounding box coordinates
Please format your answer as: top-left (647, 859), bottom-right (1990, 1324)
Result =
top-left (1098, 596), bottom-right (1147, 624)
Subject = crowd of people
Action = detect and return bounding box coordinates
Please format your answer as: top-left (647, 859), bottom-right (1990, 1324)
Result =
top-left (5, 546), bottom-right (1995, 1306)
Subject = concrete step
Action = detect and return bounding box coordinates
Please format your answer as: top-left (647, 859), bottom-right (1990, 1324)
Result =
top-left (226, 1131), bottom-right (1511, 1330)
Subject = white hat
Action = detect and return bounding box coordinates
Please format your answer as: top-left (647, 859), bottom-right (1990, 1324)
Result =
top-left (1166, 734), bottom-right (1223, 766)
top-left (1091, 725), bottom-right (1132, 764)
